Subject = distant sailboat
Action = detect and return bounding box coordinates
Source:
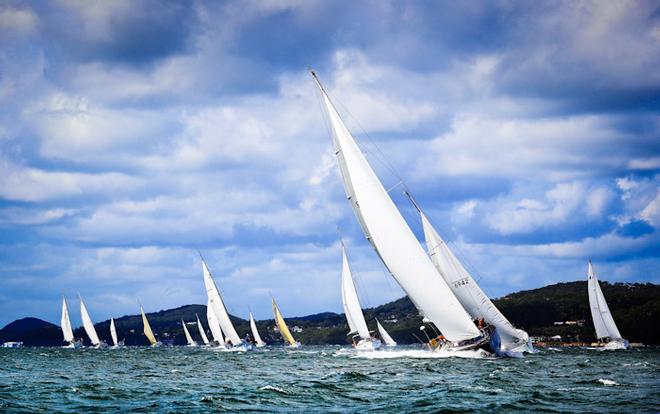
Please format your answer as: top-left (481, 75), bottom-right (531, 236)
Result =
top-left (412, 201), bottom-right (532, 355)
top-left (588, 261), bottom-right (629, 350)
top-left (340, 242), bottom-right (381, 351)
top-left (196, 314), bottom-right (210, 346)
top-left (376, 319), bottom-right (397, 347)
top-left (249, 312), bottom-right (266, 347)
top-left (311, 71), bottom-right (497, 355)
top-left (79, 294), bottom-right (104, 348)
top-left (109, 318), bottom-right (123, 348)
top-left (60, 297), bottom-right (82, 348)
top-left (272, 298), bottom-right (300, 348)
top-left (201, 257), bottom-right (251, 351)
top-left (206, 299), bottom-right (226, 348)
top-left (140, 305), bottom-right (161, 347)
top-left (181, 320), bottom-right (197, 347)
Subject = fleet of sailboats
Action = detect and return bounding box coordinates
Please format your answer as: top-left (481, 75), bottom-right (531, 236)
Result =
top-left (51, 72), bottom-right (632, 355)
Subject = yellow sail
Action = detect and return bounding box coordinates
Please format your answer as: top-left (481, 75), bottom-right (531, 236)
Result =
top-left (272, 298), bottom-right (298, 346)
top-left (141, 306), bottom-right (158, 345)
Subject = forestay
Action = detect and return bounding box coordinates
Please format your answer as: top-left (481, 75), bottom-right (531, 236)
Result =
top-left (376, 319), bottom-right (397, 346)
top-left (206, 299), bottom-right (225, 344)
top-left (202, 259), bottom-right (242, 346)
top-left (196, 314), bottom-right (210, 345)
top-left (249, 313), bottom-right (266, 347)
top-left (79, 295), bottom-right (101, 346)
top-left (419, 210), bottom-right (529, 350)
top-left (61, 297), bottom-right (74, 343)
top-left (588, 261), bottom-right (622, 340)
top-left (341, 244), bottom-right (371, 340)
top-left (311, 72), bottom-right (480, 343)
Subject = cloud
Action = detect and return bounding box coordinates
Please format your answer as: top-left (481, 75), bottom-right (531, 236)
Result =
top-left (0, 6), bottom-right (38, 35)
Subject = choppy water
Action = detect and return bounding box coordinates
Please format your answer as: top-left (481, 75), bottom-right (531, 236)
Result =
top-left (0, 346), bottom-right (658, 413)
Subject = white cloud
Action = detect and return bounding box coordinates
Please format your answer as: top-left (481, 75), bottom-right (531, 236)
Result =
top-left (0, 7), bottom-right (38, 34)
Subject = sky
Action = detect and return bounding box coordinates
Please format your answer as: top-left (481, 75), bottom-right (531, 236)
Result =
top-left (0, 0), bottom-right (658, 328)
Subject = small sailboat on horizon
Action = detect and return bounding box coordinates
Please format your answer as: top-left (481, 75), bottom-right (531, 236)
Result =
top-left (588, 261), bottom-right (629, 350)
top-left (249, 312), bottom-right (266, 347)
top-left (196, 314), bottom-right (210, 346)
top-left (272, 297), bottom-right (300, 348)
top-left (60, 297), bottom-right (82, 349)
top-left (109, 318), bottom-right (124, 348)
top-left (340, 242), bottom-right (381, 351)
top-left (181, 320), bottom-right (197, 347)
top-left (140, 304), bottom-right (161, 347)
top-left (79, 294), bottom-right (105, 348)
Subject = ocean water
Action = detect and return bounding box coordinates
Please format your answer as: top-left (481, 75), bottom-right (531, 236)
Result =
top-left (0, 346), bottom-right (658, 413)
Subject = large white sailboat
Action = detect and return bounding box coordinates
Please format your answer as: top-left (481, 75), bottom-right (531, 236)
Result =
top-left (201, 257), bottom-right (251, 351)
top-left (588, 261), bottom-right (629, 350)
top-left (411, 200), bottom-right (532, 355)
top-left (196, 314), bottom-right (210, 346)
top-left (140, 305), bottom-right (161, 347)
top-left (340, 242), bottom-right (381, 351)
top-left (79, 294), bottom-right (104, 348)
top-left (181, 320), bottom-right (197, 347)
top-left (60, 297), bottom-right (82, 348)
top-left (311, 71), bottom-right (499, 355)
top-left (206, 299), bottom-right (226, 348)
top-left (375, 319), bottom-right (397, 347)
top-left (272, 297), bottom-right (300, 348)
top-left (249, 312), bottom-right (266, 347)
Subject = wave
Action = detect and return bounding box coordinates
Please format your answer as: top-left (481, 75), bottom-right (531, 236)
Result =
top-left (597, 379), bottom-right (618, 386)
top-left (346, 348), bottom-right (491, 360)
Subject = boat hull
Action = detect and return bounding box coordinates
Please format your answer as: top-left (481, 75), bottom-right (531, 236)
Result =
top-left (602, 339), bottom-right (629, 350)
top-left (354, 339), bottom-right (382, 351)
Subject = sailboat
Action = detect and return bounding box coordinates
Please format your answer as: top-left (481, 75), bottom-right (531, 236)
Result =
top-left (311, 71), bottom-right (499, 355)
top-left (588, 261), bottom-right (629, 350)
top-left (196, 314), bottom-right (210, 346)
top-left (109, 318), bottom-right (124, 348)
top-left (181, 320), bottom-right (197, 347)
top-left (272, 297), bottom-right (300, 348)
top-left (340, 242), bottom-right (381, 351)
top-left (140, 305), bottom-right (161, 347)
top-left (411, 200), bottom-right (533, 355)
top-left (61, 297), bottom-right (82, 348)
top-left (79, 294), bottom-right (105, 348)
top-left (206, 299), bottom-right (226, 348)
top-left (375, 319), bottom-right (397, 347)
top-left (249, 312), bottom-right (266, 347)
top-left (201, 257), bottom-right (251, 351)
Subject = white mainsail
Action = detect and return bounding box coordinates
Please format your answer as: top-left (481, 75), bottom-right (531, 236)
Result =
top-left (249, 312), bottom-right (266, 347)
top-left (61, 297), bottom-right (75, 343)
top-left (588, 261), bottom-right (622, 340)
top-left (196, 314), bottom-right (210, 345)
top-left (340, 244), bottom-right (371, 340)
top-left (376, 319), bottom-right (397, 346)
top-left (79, 295), bottom-right (101, 346)
top-left (311, 72), bottom-right (480, 343)
top-left (206, 299), bottom-right (225, 344)
top-left (418, 209), bottom-right (529, 351)
top-left (110, 318), bottom-right (118, 347)
top-left (182, 320), bottom-right (196, 346)
top-left (202, 259), bottom-right (242, 346)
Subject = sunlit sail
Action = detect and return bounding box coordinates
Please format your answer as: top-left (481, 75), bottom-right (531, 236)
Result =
top-left (272, 297), bottom-right (299, 347)
top-left (588, 261), bottom-right (629, 350)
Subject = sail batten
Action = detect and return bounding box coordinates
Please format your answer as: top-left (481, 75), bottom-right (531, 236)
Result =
top-left (202, 259), bottom-right (242, 346)
top-left (272, 298), bottom-right (298, 346)
top-left (249, 313), bottom-right (266, 347)
top-left (61, 297), bottom-right (74, 343)
top-left (341, 245), bottom-right (371, 340)
top-left (312, 72), bottom-right (479, 342)
top-left (588, 261), bottom-right (622, 340)
top-left (79, 295), bottom-right (101, 346)
top-left (419, 210), bottom-right (529, 350)
top-left (196, 314), bottom-right (210, 345)
top-left (141, 306), bottom-right (158, 345)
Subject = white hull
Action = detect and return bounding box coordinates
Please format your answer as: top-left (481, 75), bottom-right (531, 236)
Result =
top-left (602, 339), bottom-right (629, 351)
top-left (354, 339), bottom-right (381, 351)
top-left (221, 343), bottom-right (253, 352)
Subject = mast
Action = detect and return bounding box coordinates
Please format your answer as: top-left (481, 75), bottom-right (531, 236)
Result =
top-left (196, 314), bottom-right (210, 345)
top-left (311, 71), bottom-right (480, 342)
top-left (201, 258), bottom-right (242, 346)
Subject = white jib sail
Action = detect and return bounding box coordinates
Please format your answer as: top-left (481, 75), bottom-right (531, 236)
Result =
top-left (419, 210), bottom-right (529, 350)
top-left (376, 319), bottom-right (397, 346)
top-left (79, 295), bottom-right (101, 346)
top-left (249, 313), bottom-right (266, 346)
top-left (61, 297), bottom-right (75, 343)
top-left (588, 261), bottom-right (622, 340)
top-left (341, 244), bottom-right (371, 341)
top-left (196, 314), bottom-right (210, 345)
top-left (312, 72), bottom-right (480, 343)
top-left (206, 299), bottom-right (225, 344)
top-left (110, 318), bottom-right (118, 346)
top-left (202, 260), bottom-right (242, 345)
top-left (182, 320), bottom-right (196, 346)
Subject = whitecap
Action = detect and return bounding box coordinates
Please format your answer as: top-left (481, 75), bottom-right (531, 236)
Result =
top-left (350, 348), bottom-right (491, 360)
top-left (258, 385), bottom-right (288, 394)
top-left (597, 379), bottom-right (618, 386)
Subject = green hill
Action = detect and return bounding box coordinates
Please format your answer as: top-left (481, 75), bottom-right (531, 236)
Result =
top-left (2, 281), bottom-right (658, 346)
